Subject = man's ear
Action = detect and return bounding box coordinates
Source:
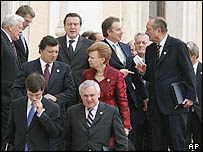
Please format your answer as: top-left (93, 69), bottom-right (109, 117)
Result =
top-left (107, 29), bottom-right (112, 36)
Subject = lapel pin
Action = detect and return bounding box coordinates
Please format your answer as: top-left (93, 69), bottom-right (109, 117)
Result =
top-left (100, 112), bottom-right (103, 115)
top-left (56, 69), bottom-right (60, 72)
top-left (163, 51), bottom-right (167, 55)
top-left (200, 71), bottom-right (202, 75)
top-left (107, 79), bottom-right (110, 82)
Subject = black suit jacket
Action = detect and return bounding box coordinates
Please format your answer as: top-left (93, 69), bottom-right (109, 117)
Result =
top-left (11, 58), bottom-right (76, 107)
top-left (1, 96), bottom-right (61, 151)
top-left (104, 39), bottom-right (148, 109)
top-left (14, 36), bottom-right (29, 64)
top-left (62, 102), bottom-right (128, 151)
top-left (1, 29), bottom-right (21, 106)
top-left (143, 35), bottom-right (197, 115)
top-left (56, 35), bottom-right (94, 88)
top-left (193, 62), bottom-right (202, 122)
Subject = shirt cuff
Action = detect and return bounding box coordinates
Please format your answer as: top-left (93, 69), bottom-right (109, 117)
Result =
top-left (37, 108), bottom-right (45, 117)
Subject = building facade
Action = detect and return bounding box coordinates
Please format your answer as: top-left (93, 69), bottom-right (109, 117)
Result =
top-left (1, 1), bottom-right (202, 61)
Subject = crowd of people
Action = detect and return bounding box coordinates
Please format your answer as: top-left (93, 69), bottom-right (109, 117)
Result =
top-left (1, 4), bottom-right (202, 151)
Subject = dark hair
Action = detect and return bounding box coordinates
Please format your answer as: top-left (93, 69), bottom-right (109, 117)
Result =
top-left (15, 5), bottom-right (35, 18)
top-left (88, 32), bottom-right (97, 41)
top-left (38, 35), bottom-right (59, 51)
top-left (63, 13), bottom-right (82, 26)
top-left (26, 73), bottom-right (45, 93)
top-left (151, 17), bottom-right (168, 33)
top-left (101, 16), bottom-right (120, 37)
top-left (86, 42), bottom-right (112, 64)
top-left (81, 31), bottom-right (93, 38)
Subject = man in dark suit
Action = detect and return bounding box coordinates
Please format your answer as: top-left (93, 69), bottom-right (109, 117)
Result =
top-left (1, 14), bottom-right (24, 146)
top-left (186, 41), bottom-right (202, 151)
top-left (136, 17), bottom-right (197, 151)
top-left (2, 73), bottom-right (61, 151)
top-left (62, 80), bottom-right (128, 151)
top-left (56, 13), bottom-right (94, 102)
top-left (101, 16), bottom-right (149, 148)
top-left (15, 5), bottom-right (35, 64)
top-left (11, 35), bottom-right (76, 150)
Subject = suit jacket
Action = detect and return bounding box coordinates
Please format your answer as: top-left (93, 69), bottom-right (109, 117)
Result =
top-left (1, 96), bottom-right (61, 151)
top-left (11, 58), bottom-right (76, 126)
top-left (1, 29), bottom-right (21, 106)
top-left (81, 64), bottom-right (131, 129)
top-left (14, 36), bottom-right (29, 64)
top-left (104, 39), bottom-right (148, 109)
top-left (143, 35), bottom-right (197, 115)
top-left (62, 102), bottom-right (128, 151)
top-left (193, 62), bottom-right (202, 122)
top-left (56, 35), bottom-right (94, 88)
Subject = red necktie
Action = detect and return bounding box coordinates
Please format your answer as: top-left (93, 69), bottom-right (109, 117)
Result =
top-left (44, 64), bottom-right (50, 88)
top-left (12, 42), bottom-right (17, 54)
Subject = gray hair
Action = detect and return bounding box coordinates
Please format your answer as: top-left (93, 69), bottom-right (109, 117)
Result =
top-left (1, 14), bottom-right (24, 28)
top-left (79, 80), bottom-right (100, 96)
top-left (186, 41), bottom-right (199, 59)
top-left (134, 32), bottom-right (149, 41)
top-left (151, 17), bottom-right (168, 33)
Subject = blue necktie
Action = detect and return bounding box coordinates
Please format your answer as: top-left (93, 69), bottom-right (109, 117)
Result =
top-left (25, 104), bottom-right (35, 151)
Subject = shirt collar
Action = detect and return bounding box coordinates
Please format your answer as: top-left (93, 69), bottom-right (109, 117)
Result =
top-left (159, 33), bottom-right (168, 48)
top-left (85, 101), bottom-right (99, 112)
top-left (39, 58), bottom-right (53, 68)
top-left (193, 60), bottom-right (199, 70)
top-left (105, 38), bottom-right (119, 47)
top-left (66, 35), bottom-right (79, 43)
top-left (1, 28), bottom-right (12, 43)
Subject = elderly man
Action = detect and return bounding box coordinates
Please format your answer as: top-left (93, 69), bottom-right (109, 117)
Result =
top-left (136, 17), bottom-right (197, 151)
top-left (62, 80), bottom-right (128, 151)
top-left (1, 14), bottom-right (24, 145)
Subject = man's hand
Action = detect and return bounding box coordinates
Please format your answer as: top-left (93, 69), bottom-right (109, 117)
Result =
top-left (135, 62), bottom-right (147, 74)
top-left (44, 94), bottom-right (57, 102)
top-left (143, 98), bottom-right (149, 111)
top-left (33, 99), bottom-right (43, 114)
top-left (120, 69), bottom-right (134, 78)
top-left (124, 128), bottom-right (129, 136)
top-left (182, 99), bottom-right (193, 108)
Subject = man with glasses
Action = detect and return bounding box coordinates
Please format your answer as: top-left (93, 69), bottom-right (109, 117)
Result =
top-left (11, 35), bottom-right (76, 150)
top-left (15, 5), bottom-right (35, 64)
top-left (2, 72), bottom-right (61, 151)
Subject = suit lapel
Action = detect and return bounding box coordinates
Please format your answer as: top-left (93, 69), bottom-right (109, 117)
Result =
top-left (80, 105), bottom-right (89, 128)
top-left (157, 36), bottom-right (171, 65)
top-left (60, 35), bottom-right (71, 57)
top-left (74, 36), bottom-right (84, 56)
top-left (47, 62), bottom-right (59, 88)
top-left (91, 102), bottom-right (105, 127)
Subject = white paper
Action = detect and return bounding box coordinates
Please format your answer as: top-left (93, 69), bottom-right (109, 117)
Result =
top-left (133, 55), bottom-right (144, 65)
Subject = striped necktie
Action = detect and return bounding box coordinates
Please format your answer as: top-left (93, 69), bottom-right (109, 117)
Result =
top-left (87, 108), bottom-right (94, 127)
top-left (156, 44), bottom-right (161, 63)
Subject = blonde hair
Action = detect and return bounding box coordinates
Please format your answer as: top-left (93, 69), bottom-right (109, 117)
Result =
top-left (86, 42), bottom-right (112, 64)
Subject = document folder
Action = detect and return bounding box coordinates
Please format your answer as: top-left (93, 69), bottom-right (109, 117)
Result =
top-left (170, 81), bottom-right (186, 109)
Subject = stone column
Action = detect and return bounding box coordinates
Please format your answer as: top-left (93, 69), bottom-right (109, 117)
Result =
top-left (121, 1), bottom-right (149, 43)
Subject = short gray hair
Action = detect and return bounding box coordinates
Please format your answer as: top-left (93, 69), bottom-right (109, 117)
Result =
top-left (79, 80), bottom-right (100, 96)
top-left (186, 41), bottom-right (199, 59)
top-left (1, 14), bottom-right (24, 28)
top-left (134, 32), bottom-right (149, 41)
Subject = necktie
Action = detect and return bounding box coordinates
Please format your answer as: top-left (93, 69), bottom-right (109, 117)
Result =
top-left (87, 108), bottom-right (94, 127)
top-left (25, 104), bottom-right (35, 151)
top-left (44, 64), bottom-right (50, 88)
top-left (113, 44), bottom-right (125, 65)
top-left (12, 42), bottom-right (17, 55)
top-left (156, 44), bottom-right (161, 63)
top-left (68, 40), bottom-right (75, 57)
